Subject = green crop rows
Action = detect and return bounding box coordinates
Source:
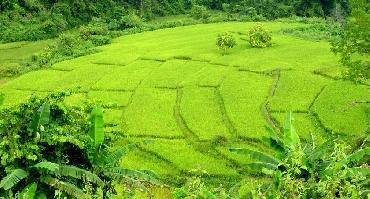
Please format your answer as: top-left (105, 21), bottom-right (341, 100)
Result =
top-left (1, 22), bottom-right (368, 181)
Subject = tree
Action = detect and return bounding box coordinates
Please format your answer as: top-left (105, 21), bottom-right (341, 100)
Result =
top-left (216, 32), bottom-right (237, 55)
top-left (331, 0), bottom-right (370, 83)
top-left (249, 24), bottom-right (272, 48)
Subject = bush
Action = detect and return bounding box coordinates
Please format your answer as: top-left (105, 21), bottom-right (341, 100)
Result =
top-left (249, 24), bottom-right (272, 48)
top-left (190, 5), bottom-right (210, 20)
top-left (41, 14), bottom-right (67, 37)
top-left (0, 63), bottom-right (22, 77)
top-left (32, 33), bottom-right (95, 66)
top-left (116, 14), bottom-right (142, 30)
top-left (216, 32), bottom-right (236, 55)
top-left (90, 35), bottom-right (112, 46)
top-left (79, 18), bottom-right (109, 40)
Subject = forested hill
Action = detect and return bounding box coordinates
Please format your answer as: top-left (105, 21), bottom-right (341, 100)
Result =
top-left (0, 0), bottom-right (349, 42)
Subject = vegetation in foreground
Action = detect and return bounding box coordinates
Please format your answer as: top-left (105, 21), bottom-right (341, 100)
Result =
top-left (0, 0), bottom-right (369, 198)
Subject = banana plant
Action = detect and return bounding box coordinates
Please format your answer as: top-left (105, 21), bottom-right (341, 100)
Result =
top-left (231, 112), bottom-right (370, 198)
top-left (0, 161), bottom-right (104, 199)
top-left (87, 105), bottom-right (159, 196)
top-left (230, 112), bottom-right (303, 174)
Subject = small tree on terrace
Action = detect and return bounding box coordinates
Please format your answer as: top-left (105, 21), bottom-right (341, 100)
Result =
top-left (249, 24), bottom-right (272, 48)
top-left (216, 32), bottom-right (237, 55)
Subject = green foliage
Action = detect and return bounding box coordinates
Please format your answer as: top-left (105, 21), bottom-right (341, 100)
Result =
top-left (0, 93), bottom-right (4, 106)
top-left (0, 169), bottom-right (29, 191)
top-left (172, 171), bottom-right (232, 199)
top-left (40, 176), bottom-right (88, 199)
top-left (331, 0), bottom-right (370, 83)
top-left (280, 18), bottom-right (341, 41)
top-left (0, 92), bottom-right (158, 198)
top-left (216, 32), bottom-right (237, 55)
top-left (31, 102), bottom-right (50, 132)
top-left (249, 24), bottom-right (272, 48)
top-left (19, 182), bottom-right (37, 199)
top-left (32, 161), bottom-right (59, 172)
top-left (116, 14), bottom-right (143, 30)
top-left (89, 105), bottom-right (105, 149)
top-left (232, 113), bottom-right (369, 198)
top-left (190, 5), bottom-right (211, 20)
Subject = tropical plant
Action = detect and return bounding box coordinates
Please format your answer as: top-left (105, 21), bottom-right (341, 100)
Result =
top-left (231, 112), bottom-right (369, 198)
top-left (85, 105), bottom-right (160, 197)
top-left (216, 32), bottom-right (237, 55)
top-left (249, 24), bottom-right (272, 48)
top-left (0, 162), bottom-right (104, 198)
top-left (0, 93), bottom-right (159, 198)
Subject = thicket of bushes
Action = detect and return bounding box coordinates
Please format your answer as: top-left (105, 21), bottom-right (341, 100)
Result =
top-left (0, 0), bottom-right (351, 43)
top-left (0, 92), bottom-right (158, 198)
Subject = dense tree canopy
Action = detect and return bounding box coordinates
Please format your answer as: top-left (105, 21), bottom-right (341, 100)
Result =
top-left (0, 0), bottom-right (349, 35)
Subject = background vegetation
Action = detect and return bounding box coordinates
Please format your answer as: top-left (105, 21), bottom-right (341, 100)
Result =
top-left (0, 0), bottom-right (368, 198)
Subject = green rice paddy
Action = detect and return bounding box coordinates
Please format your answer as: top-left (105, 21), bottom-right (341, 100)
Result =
top-left (0, 21), bottom-right (369, 182)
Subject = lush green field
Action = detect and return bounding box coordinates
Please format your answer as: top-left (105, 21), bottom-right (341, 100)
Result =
top-left (0, 21), bottom-right (368, 185)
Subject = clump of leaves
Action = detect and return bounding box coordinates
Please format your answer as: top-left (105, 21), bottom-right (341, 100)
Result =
top-left (249, 24), bottom-right (272, 48)
top-left (231, 112), bottom-right (369, 198)
top-left (172, 169), bottom-right (231, 199)
top-left (190, 5), bottom-right (211, 20)
top-left (216, 32), bottom-right (237, 55)
top-left (331, 0), bottom-right (369, 83)
top-left (0, 92), bottom-right (159, 198)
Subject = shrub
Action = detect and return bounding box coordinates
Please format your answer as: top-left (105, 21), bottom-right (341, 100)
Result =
top-left (0, 63), bottom-right (22, 78)
top-left (90, 35), bottom-right (112, 46)
top-left (249, 24), bottom-right (272, 48)
top-left (79, 18), bottom-right (109, 40)
top-left (32, 33), bottom-right (95, 66)
top-left (216, 32), bottom-right (236, 55)
top-left (117, 14), bottom-right (142, 30)
top-left (190, 5), bottom-right (210, 20)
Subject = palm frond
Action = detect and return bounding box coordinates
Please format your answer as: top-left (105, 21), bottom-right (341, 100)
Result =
top-left (19, 182), bottom-right (37, 199)
top-left (0, 169), bottom-right (29, 190)
top-left (263, 126), bottom-right (285, 153)
top-left (309, 139), bottom-right (335, 161)
top-left (104, 167), bottom-right (159, 185)
top-left (56, 165), bottom-right (104, 186)
top-left (243, 162), bottom-right (278, 171)
top-left (40, 176), bottom-right (87, 199)
top-left (283, 112), bottom-right (300, 149)
top-left (346, 167), bottom-right (370, 177)
top-left (229, 148), bottom-right (280, 165)
top-left (89, 105), bottom-right (105, 149)
top-left (97, 148), bottom-right (126, 167)
top-left (31, 102), bottom-right (50, 132)
top-left (343, 147), bottom-right (370, 164)
top-left (35, 193), bottom-right (47, 199)
top-left (32, 161), bottom-right (60, 172)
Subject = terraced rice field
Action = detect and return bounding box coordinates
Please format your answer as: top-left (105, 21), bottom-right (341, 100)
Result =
top-left (1, 22), bottom-right (369, 182)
